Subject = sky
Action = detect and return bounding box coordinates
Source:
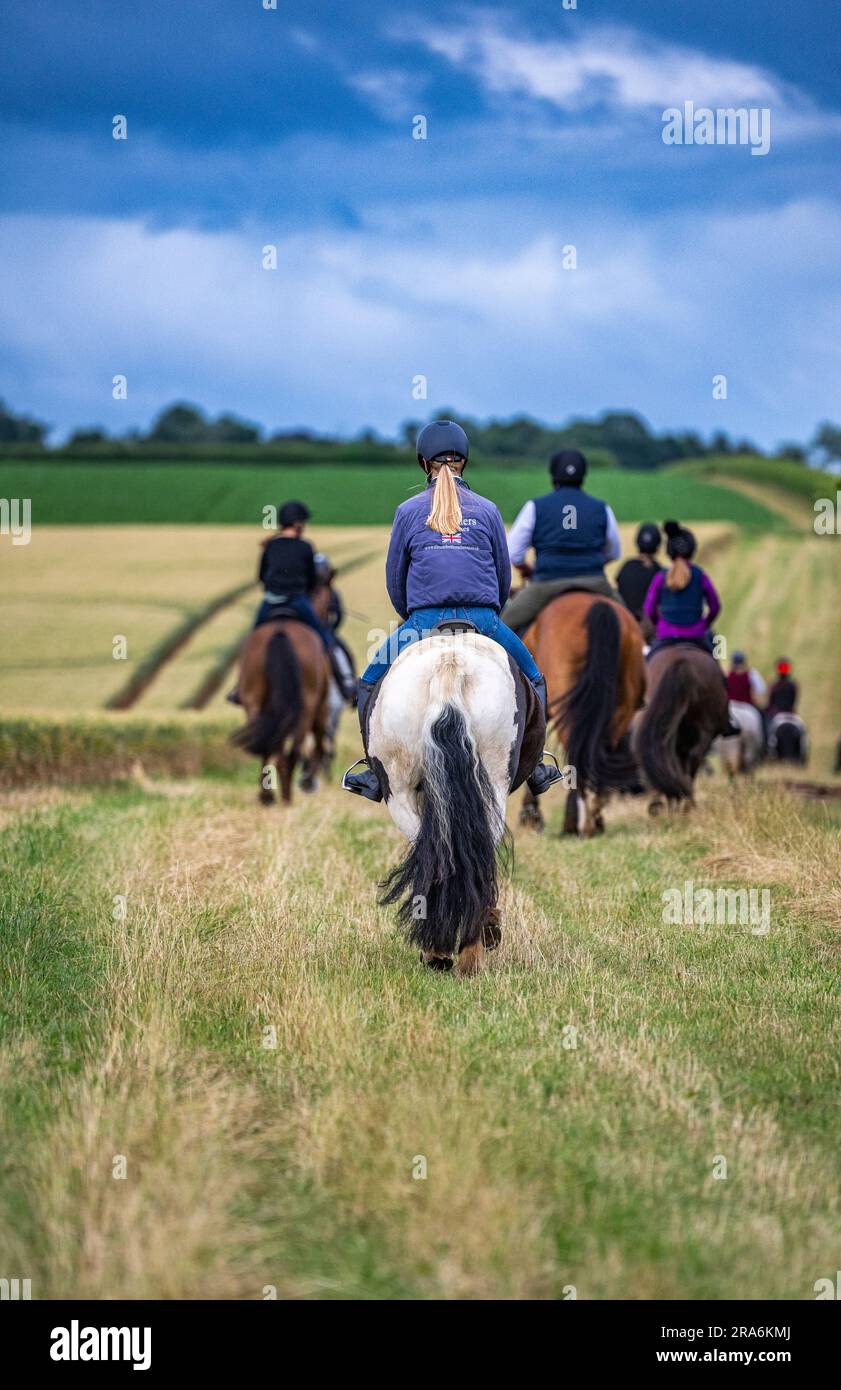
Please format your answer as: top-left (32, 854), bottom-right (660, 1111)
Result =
top-left (2, 0), bottom-right (840, 447)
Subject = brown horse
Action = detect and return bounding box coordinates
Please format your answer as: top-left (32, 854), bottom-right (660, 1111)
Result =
top-left (634, 644), bottom-right (730, 814)
top-left (233, 620), bottom-right (330, 804)
top-left (521, 592), bottom-right (646, 835)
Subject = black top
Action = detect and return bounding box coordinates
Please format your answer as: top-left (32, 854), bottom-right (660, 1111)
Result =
top-left (259, 536), bottom-right (317, 596)
top-left (769, 677), bottom-right (798, 713)
top-left (616, 556), bottom-right (663, 620)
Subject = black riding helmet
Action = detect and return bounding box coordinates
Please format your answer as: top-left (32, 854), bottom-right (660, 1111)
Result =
top-left (278, 500), bottom-right (311, 527)
top-left (550, 448), bottom-right (587, 485)
top-left (663, 519), bottom-right (697, 559)
top-left (636, 522), bottom-right (661, 555)
top-left (416, 420), bottom-right (469, 471)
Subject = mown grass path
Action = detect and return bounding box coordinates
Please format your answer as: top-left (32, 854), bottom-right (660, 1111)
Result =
top-left (1, 773), bottom-right (838, 1299)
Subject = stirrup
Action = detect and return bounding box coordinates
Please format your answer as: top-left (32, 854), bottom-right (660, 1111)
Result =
top-left (341, 757), bottom-right (383, 802)
top-left (527, 749), bottom-right (565, 796)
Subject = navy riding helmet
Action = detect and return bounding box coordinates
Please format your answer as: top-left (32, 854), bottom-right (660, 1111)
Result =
top-left (278, 500), bottom-right (311, 527)
top-left (416, 420), bottom-right (469, 468)
top-left (636, 522), bottom-right (661, 555)
top-left (663, 519), bottom-right (697, 559)
top-left (550, 448), bottom-right (587, 485)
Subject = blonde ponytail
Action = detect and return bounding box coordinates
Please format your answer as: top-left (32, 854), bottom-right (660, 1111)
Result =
top-left (426, 464), bottom-right (463, 535)
top-left (666, 556), bottom-right (691, 591)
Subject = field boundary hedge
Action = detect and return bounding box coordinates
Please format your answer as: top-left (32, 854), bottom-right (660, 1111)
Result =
top-left (0, 715), bottom-right (242, 787)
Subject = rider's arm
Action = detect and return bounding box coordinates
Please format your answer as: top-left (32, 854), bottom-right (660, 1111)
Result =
top-left (385, 511), bottom-right (410, 620)
top-left (701, 571), bottom-right (721, 626)
top-left (258, 540), bottom-right (271, 586)
top-left (507, 500), bottom-right (535, 566)
top-left (749, 668), bottom-right (767, 699)
top-left (489, 507), bottom-right (512, 606)
top-left (303, 543), bottom-right (318, 594)
top-left (643, 569), bottom-right (663, 623)
top-left (604, 505), bottom-right (621, 563)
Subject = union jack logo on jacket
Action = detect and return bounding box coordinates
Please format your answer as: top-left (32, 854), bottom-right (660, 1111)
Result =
top-left (441, 532), bottom-right (462, 545)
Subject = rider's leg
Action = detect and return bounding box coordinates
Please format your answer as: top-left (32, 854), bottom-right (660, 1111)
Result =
top-left (343, 614), bottom-right (432, 799)
top-left (464, 609), bottom-right (562, 797)
top-left (286, 595), bottom-right (357, 702)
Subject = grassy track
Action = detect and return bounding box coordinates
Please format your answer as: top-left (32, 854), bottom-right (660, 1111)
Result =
top-left (0, 774), bottom-right (838, 1299)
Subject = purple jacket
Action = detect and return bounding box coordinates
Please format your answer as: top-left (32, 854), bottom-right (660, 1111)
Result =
top-left (385, 478), bottom-right (512, 619)
top-left (643, 565), bottom-right (721, 639)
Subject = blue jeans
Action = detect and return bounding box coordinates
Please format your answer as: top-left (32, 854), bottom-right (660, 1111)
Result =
top-left (254, 594), bottom-right (333, 650)
top-left (362, 605), bottom-right (542, 686)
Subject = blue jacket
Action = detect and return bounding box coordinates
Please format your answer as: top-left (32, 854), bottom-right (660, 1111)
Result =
top-left (532, 487), bottom-right (609, 580)
top-left (385, 479), bottom-right (512, 619)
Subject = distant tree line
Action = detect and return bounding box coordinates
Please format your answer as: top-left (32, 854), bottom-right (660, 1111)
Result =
top-left (1, 397), bottom-right (838, 471)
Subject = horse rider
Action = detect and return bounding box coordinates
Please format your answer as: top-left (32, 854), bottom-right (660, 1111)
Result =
top-left (228, 500), bottom-right (356, 704)
top-left (644, 520), bottom-right (740, 736)
top-left (502, 449), bottom-right (622, 634)
top-left (766, 658), bottom-right (799, 719)
top-left (725, 650), bottom-right (767, 706)
top-left (616, 522), bottom-right (663, 625)
top-left (642, 520), bottom-right (721, 657)
top-left (342, 419), bottom-right (564, 800)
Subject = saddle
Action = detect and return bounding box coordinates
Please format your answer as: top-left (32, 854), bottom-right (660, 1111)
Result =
top-left (264, 603), bottom-right (302, 623)
top-left (360, 650), bottom-right (546, 794)
top-left (430, 618), bottom-right (479, 636)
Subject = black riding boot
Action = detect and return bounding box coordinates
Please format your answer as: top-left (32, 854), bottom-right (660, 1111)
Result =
top-left (328, 644), bottom-right (357, 706)
top-left (342, 680), bottom-right (383, 801)
top-left (526, 675), bottom-right (565, 796)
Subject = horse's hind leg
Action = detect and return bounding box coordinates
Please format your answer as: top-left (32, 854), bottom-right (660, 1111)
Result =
top-left (278, 750), bottom-right (295, 805)
top-left (482, 906), bottom-right (502, 951)
top-left (519, 785), bottom-right (544, 832)
top-left (457, 937), bottom-right (485, 977)
top-left (579, 788), bottom-right (605, 837)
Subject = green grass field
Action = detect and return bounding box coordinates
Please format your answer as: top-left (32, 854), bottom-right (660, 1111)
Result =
top-left (0, 459), bottom-right (791, 528)
top-left (1, 460), bottom-right (840, 1300)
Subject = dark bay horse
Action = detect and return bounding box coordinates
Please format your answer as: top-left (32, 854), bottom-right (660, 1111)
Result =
top-left (233, 620), bottom-right (329, 804)
top-left (635, 644), bottom-right (731, 813)
top-left (521, 592), bottom-right (646, 835)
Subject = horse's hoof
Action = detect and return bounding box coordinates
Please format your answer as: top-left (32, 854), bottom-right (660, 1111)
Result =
top-left (518, 806), bottom-right (543, 832)
top-left (259, 790), bottom-right (275, 806)
top-left (420, 951), bottom-right (453, 972)
top-left (482, 914), bottom-right (502, 950)
top-left (648, 799), bottom-right (663, 817)
top-left (456, 941), bottom-right (485, 976)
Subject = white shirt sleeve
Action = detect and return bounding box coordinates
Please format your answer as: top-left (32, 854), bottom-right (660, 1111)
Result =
top-left (749, 668), bottom-right (767, 699)
top-left (507, 499), bottom-right (536, 565)
top-left (604, 505), bottom-right (622, 562)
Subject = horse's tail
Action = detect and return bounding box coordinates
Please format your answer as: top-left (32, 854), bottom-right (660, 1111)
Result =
top-left (557, 601), bottom-right (637, 791)
top-left (379, 655), bottom-right (507, 957)
top-left (636, 658), bottom-right (694, 801)
top-left (232, 629), bottom-right (301, 758)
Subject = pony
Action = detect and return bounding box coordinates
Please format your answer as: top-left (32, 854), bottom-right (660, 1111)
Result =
top-left (233, 618), bottom-right (330, 804)
top-left (767, 712), bottom-right (809, 766)
top-left (519, 592), bottom-right (646, 835)
top-left (635, 644), bottom-right (731, 813)
top-left (717, 700), bottom-right (765, 777)
top-left (367, 630), bottom-right (540, 976)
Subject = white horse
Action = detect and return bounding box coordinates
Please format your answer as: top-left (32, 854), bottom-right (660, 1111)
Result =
top-left (368, 632), bottom-right (527, 976)
top-left (717, 700), bottom-right (765, 776)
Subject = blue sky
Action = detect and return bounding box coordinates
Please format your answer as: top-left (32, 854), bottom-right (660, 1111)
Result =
top-left (3, 0), bottom-right (840, 446)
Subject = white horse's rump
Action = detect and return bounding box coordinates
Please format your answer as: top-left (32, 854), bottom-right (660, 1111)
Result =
top-left (369, 634), bottom-right (518, 964)
top-left (718, 700), bottom-right (764, 775)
